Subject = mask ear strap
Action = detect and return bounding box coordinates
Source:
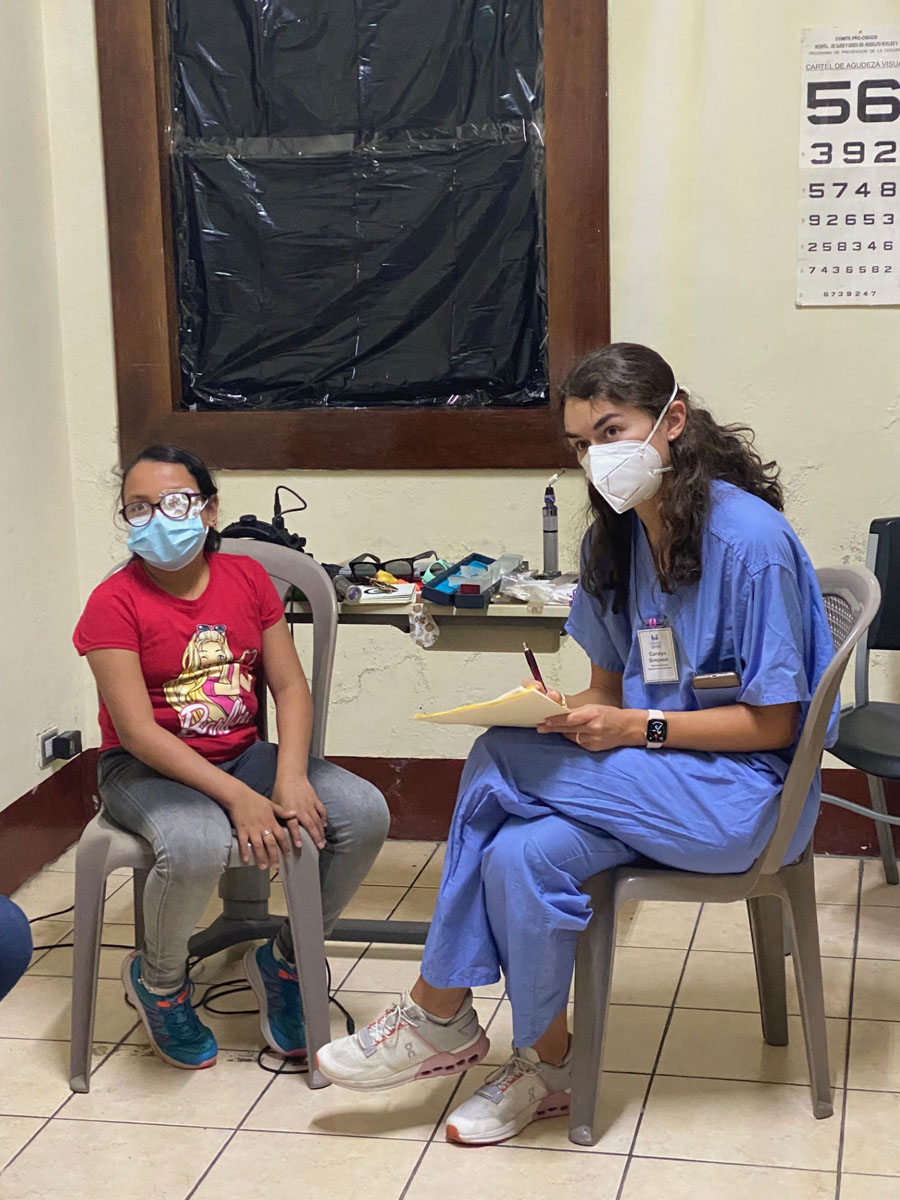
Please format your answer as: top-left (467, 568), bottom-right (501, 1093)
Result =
top-left (644, 381), bottom-right (680, 445)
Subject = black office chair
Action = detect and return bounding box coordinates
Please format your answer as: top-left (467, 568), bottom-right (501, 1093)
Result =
top-left (824, 517), bottom-right (900, 885)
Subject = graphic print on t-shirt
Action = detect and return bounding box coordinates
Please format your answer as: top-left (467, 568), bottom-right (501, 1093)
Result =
top-left (163, 624), bottom-right (257, 737)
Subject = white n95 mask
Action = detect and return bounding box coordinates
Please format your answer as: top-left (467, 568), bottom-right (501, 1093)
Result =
top-left (581, 382), bottom-right (678, 514)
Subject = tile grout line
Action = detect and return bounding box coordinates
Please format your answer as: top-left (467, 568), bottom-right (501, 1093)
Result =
top-left (629, 1151), bottom-right (839, 1175)
top-left (181, 1053), bottom-right (287, 1200)
top-left (396, 1050), bottom-right (478, 1199)
top-left (183, 846), bottom-right (443, 1200)
top-left (292, 842), bottom-right (442, 989)
top-left (0, 1115), bottom-right (53, 1177)
top-left (833, 856), bottom-right (865, 1200)
top-left (613, 902), bottom-right (705, 1200)
top-left (408, 843), bottom-right (442, 889)
top-left (0, 1014), bottom-right (142, 1176)
top-left (397, 980), bottom-right (505, 1199)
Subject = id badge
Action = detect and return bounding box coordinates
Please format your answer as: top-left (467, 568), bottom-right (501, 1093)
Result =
top-left (637, 620), bottom-right (679, 685)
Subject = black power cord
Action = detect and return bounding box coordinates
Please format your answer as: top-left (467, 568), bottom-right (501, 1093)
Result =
top-left (28, 905), bottom-right (355, 1073)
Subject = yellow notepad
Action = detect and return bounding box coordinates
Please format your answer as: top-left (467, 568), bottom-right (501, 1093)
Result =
top-left (414, 685), bottom-right (569, 728)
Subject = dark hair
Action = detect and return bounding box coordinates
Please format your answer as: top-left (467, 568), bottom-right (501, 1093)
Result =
top-left (560, 343), bottom-right (783, 611)
top-left (120, 444), bottom-right (221, 552)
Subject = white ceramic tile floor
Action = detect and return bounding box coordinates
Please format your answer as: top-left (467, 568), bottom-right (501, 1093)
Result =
top-left (2, 846), bottom-right (900, 1198)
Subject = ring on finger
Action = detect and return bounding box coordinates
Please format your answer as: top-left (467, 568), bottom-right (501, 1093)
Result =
top-left (575, 732), bottom-right (583, 746)
top-left (262, 829), bottom-right (273, 837)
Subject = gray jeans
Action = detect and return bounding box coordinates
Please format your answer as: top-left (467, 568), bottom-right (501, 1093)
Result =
top-left (98, 741), bottom-right (390, 991)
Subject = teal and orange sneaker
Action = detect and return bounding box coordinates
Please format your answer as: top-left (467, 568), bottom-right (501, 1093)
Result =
top-left (122, 951), bottom-right (217, 1070)
top-left (244, 940), bottom-right (307, 1058)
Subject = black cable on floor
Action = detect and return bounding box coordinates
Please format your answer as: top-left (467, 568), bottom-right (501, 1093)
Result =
top-left (192, 959), bottom-right (356, 1037)
top-left (31, 942), bottom-right (134, 951)
top-left (28, 904), bottom-right (75, 924)
top-left (28, 901), bottom-right (356, 1072)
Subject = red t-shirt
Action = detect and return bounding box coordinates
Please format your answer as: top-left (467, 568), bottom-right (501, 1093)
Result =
top-left (73, 553), bottom-right (284, 763)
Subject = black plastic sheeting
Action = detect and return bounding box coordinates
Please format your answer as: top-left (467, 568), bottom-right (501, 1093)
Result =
top-left (167, 0), bottom-right (547, 410)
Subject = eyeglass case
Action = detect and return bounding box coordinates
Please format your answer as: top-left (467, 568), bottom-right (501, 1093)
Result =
top-left (421, 553), bottom-right (497, 608)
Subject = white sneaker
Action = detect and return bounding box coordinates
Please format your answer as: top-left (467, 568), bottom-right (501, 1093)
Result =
top-left (445, 1046), bottom-right (571, 1145)
top-left (316, 991), bottom-right (490, 1091)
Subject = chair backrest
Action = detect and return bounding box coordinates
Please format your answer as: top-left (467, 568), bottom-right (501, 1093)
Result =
top-left (103, 543), bottom-right (338, 759)
top-left (755, 565), bottom-right (881, 876)
top-left (218, 541), bottom-right (337, 758)
top-left (855, 518), bottom-right (900, 706)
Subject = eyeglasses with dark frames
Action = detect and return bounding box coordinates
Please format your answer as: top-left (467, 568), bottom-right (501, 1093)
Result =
top-left (120, 491), bottom-right (209, 529)
top-left (347, 550), bottom-right (437, 582)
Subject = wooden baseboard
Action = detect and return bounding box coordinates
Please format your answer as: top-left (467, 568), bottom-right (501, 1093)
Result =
top-left (328, 757), bottom-right (465, 840)
top-left (2, 753), bottom-right (897, 896)
top-left (817, 768), bottom-right (900, 856)
top-left (0, 750), bottom-right (99, 895)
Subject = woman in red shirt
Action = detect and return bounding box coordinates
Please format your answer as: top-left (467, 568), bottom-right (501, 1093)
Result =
top-left (74, 445), bottom-right (389, 1070)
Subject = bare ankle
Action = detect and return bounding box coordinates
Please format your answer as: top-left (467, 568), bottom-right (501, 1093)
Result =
top-left (532, 1024), bottom-right (571, 1066)
top-left (410, 979), bottom-right (469, 1020)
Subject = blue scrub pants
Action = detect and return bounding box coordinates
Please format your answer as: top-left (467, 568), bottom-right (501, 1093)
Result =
top-left (0, 896), bottom-right (32, 1001)
top-left (421, 727), bottom-right (788, 1046)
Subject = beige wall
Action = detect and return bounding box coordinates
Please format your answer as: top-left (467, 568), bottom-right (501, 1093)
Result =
top-left (0, 5), bottom-right (83, 806)
top-left (5, 0), bottom-right (898, 808)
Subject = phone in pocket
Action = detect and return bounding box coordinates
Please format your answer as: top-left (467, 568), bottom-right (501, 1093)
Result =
top-left (692, 672), bottom-right (741, 690)
top-left (692, 671), bottom-right (741, 708)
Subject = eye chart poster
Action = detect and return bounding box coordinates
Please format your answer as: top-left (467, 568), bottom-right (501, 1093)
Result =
top-left (798, 28), bottom-right (900, 306)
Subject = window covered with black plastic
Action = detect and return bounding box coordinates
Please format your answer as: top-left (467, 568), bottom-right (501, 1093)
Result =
top-left (168, 0), bottom-right (547, 410)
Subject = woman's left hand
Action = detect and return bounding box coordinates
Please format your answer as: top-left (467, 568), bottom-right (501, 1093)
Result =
top-left (538, 704), bottom-right (639, 752)
top-left (271, 775), bottom-right (328, 850)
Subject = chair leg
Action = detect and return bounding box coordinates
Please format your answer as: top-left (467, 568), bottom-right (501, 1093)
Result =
top-left (868, 775), bottom-right (899, 886)
top-left (568, 871), bottom-right (616, 1147)
top-left (747, 896), bottom-right (788, 1046)
top-left (70, 853), bottom-right (110, 1093)
top-left (782, 859), bottom-right (833, 1119)
top-left (280, 831), bottom-right (331, 1089)
top-left (132, 869), bottom-right (148, 952)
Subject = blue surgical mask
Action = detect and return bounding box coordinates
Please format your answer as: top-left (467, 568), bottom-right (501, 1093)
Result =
top-left (127, 512), bottom-right (208, 571)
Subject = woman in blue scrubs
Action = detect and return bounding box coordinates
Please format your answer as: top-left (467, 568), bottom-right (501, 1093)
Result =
top-left (317, 342), bottom-right (838, 1146)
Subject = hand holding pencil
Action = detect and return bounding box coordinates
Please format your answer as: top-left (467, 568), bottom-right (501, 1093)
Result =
top-left (522, 643), bottom-right (566, 706)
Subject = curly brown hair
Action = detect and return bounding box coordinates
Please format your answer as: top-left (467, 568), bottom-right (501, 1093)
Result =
top-left (560, 344), bottom-right (783, 612)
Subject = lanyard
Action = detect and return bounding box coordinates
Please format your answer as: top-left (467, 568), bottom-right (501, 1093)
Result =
top-left (630, 523), bottom-right (679, 685)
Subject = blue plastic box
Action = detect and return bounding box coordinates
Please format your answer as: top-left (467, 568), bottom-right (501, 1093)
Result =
top-left (420, 553), bottom-right (496, 608)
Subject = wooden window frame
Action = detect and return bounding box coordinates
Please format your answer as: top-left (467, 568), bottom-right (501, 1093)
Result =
top-left (93, 1), bottom-right (609, 470)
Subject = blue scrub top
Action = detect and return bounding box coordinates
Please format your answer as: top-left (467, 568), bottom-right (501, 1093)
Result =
top-left (565, 481), bottom-right (839, 860)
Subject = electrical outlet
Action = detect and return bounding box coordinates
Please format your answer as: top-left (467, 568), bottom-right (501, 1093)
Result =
top-left (39, 727), bottom-right (59, 769)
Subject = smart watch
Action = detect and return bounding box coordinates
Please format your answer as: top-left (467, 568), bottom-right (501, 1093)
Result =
top-left (646, 709), bottom-right (667, 748)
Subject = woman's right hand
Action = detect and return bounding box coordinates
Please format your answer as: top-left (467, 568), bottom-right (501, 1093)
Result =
top-left (227, 788), bottom-right (291, 869)
top-left (521, 679), bottom-right (566, 706)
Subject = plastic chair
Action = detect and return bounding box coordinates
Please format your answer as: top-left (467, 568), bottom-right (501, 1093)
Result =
top-left (69, 542), bottom-right (338, 1093)
top-left (823, 518), bottom-right (900, 885)
top-left (568, 565), bottom-right (881, 1146)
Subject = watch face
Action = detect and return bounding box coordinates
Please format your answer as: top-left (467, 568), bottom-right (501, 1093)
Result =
top-left (647, 718), bottom-right (667, 744)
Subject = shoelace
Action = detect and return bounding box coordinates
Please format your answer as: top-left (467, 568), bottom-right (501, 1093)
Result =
top-left (150, 991), bottom-right (206, 1042)
top-left (269, 965), bottom-right (302, 1022)
top-left (364, 1000), bottom-right (422, 1045)
top-left (481, 1052), bottom-right (540, 1095)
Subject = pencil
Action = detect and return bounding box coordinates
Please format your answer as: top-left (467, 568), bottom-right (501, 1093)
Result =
top-left (523, 642), bottom-right (545, 689)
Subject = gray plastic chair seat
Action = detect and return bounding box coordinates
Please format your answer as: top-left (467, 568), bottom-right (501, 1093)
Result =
top-left (567, 565), bottom-right (881, 1147)
top-left (832, 702), bottom-right (900, 778)
top-left (69, 542), bottom-right (338, 1094)
top-left (71, 810), bottom-right (332, 1093)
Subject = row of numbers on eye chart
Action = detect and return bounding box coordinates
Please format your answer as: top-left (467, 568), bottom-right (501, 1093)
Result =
top-left (799, 176), bottom-right (898, 295)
